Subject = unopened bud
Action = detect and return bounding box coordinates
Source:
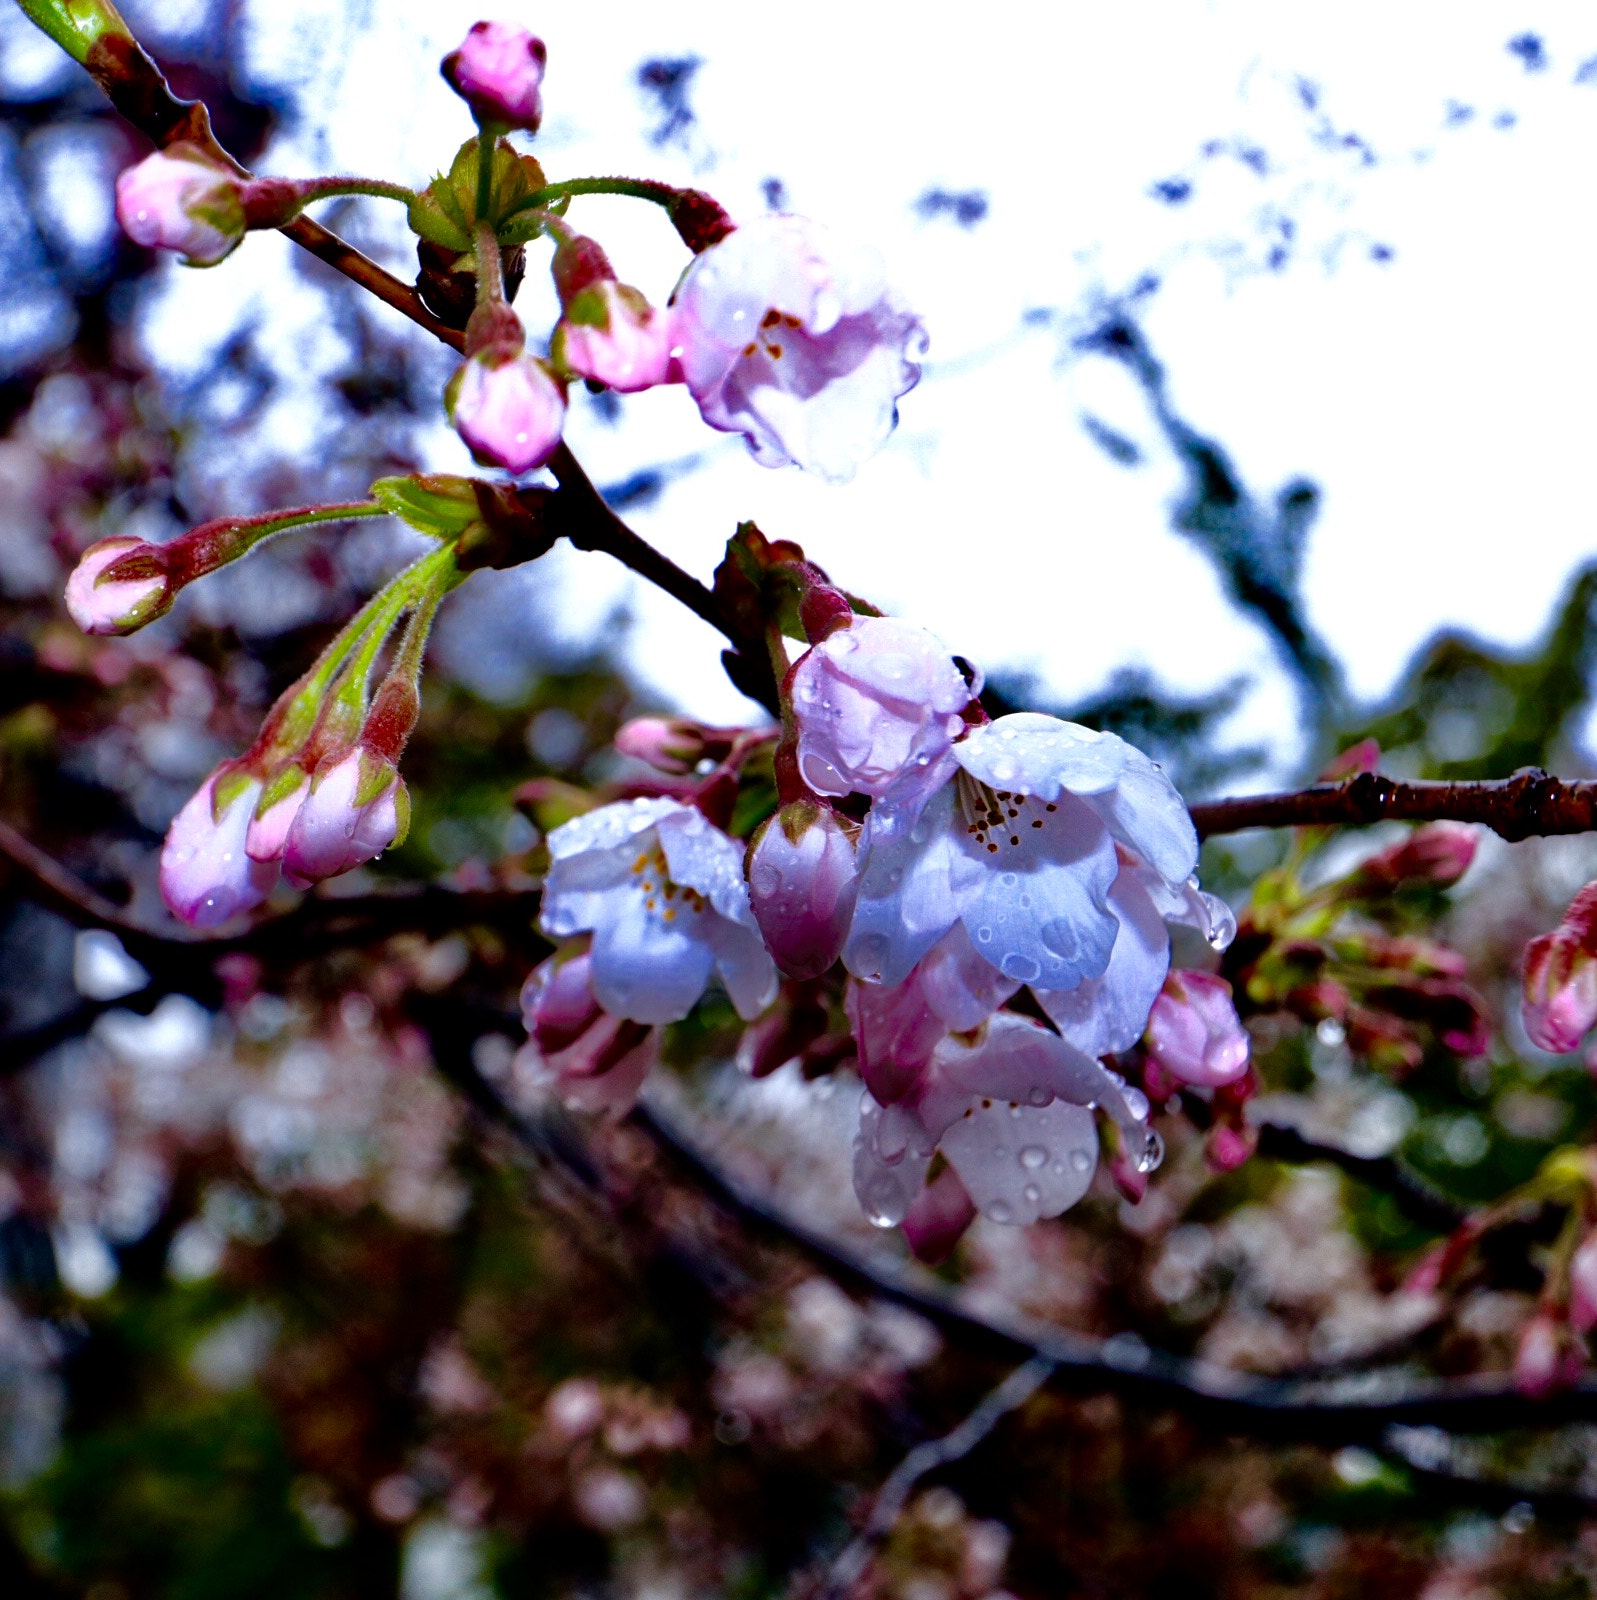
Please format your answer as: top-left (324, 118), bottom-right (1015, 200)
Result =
top-left (1571, 1232), bottom-right (1597, 1335)
top-left (115, 146), bottom-right (246, 266)
top-left (442, 20), bottom-right (547, 131)
top-left (281, 748), bottom-right (407, 884)
top-left (613, 716), bottom-right (709, 775)
top-left (901, 1164), bottom-right (976, 1265)
top-left (64, 537), bottom-right (171, 635)
top-left (448, 349), bottom-right (566, 476)
top-left (1514, 1310), bottom-right (1582, 1398)
top-left (1523, 884), bottom-right (1597, 1053)
top-left (552, 280), bottom-right (674, 394)
top-left (160, 769), bottom-right (279, 927)
top-left (747, 801), bottom-right (859, 981)
top-left (1350, 822), bottom-right (1478, 893)
top-left (1144, 970), bottom-right (1250, 1088)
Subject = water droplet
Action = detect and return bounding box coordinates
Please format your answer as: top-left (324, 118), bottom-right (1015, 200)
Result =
top-left (1028, 1087), bottom-right (1050, 1106)
top-left (1038, 919), bottom-right (1080, 960)
top-left (975, 925), bottom-right (993, 943)
top-left (1069, 1149), bottom-right (1093, 1173)
top-left (1001, 952), bottom-right (1041, 983)
top-left (1023, 1183), bottom-right (1041, 1204)
top-left (862, 1172), bottom-right (905, 1227)
top-left (999, 872), bottom-right (1018, 889)
top-left (849, 931), bottom-right (891, 982)
top-left (1135, 1129), bottom-right (1165, 1174)
top-left (1123, 1086), bottom-right (1150, 1122)
top-left (1203, 893), bottom-right (1238, 950)
top-left (985, 1201), bottom-right (1013, 1223)
top-left (1019, 1145), bottom-right (1048, 1170)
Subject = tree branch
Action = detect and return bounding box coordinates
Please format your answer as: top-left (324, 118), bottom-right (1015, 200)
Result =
top-left (1192, 767), bottom-right (1597, 844)
top-left (814, 1356), bottom-right (1056, 1600)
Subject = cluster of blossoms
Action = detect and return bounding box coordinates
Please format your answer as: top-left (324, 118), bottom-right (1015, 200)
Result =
top-left (65, 15), bottom-right (1253, 1252)
top-left (111, 20), bottom-right (925, 486)
top-left (521, 590), bottom-right (1250, 1256)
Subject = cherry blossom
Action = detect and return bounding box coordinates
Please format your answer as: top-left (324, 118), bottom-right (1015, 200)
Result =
top-left (539, 798), bottom-right (777, 1025)
top-left (448, 350), bottom-right (567, 475)
top-left (746, 800), bottom-right (860, 980)
top-left (553, 280), bottom-right (674, 393)
top-left (1522, 883), bottom-right (1597, 1052)
top-left (442, 20), bottom-right (547, 130)
top-left (851, 1012), bottom-right (1156, 1234)
top-left (517, 951), bottom-right (660, 1116)
top-left (670, 214), bottom-right (926, 482)
top-left (1143, 970), bottom-right (1251, 1088)
top-left (281, 749), bottom-right (407, 885)
top-left (64, 537), bottom-right (171, 635)
top-left (790, 617), bottom-right (976, 801)
top-left (159, 771), bottom-right (279, 927)
top-left (115, 147), bottom-right (247, 265)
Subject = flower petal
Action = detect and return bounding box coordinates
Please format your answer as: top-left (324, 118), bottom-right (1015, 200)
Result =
top-left (588, 884), bottom-right (715, 1024)
top-left (656, 804), bottom-right (759, 926)
top-left (704, 915), bottom-right (779, 1020)
top-left (1034, 870), bottom-right (1170, 1057)
top-left (853, 1094), bottom-right (935, 1227)
top-left (941, 1099), bottom-right (1099, 1225)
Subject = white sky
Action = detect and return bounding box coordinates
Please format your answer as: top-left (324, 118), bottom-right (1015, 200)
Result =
top-left (117, 0), bottom-right (1597, 782)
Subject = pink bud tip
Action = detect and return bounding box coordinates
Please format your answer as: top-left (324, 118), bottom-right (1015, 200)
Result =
top-left (1571, 1233), bottom-right (1597, 1335)
top-left (159, 773), bottom-right (279, 927)
top-left (902, 1165), bottom-right (977, 1264)
top-left (281, 750), bottom-right (403, 884)
top-left (64, 538), bottom-right (170, 635)
top-left (1522, 927), bottom-right (1597, 1054)
top-left (613, 716), bottom-right (706, 775)
top-left (451, 352), bottom-right (566, 475)
top-left (747, 803), bottom-right (859, 981)
top-left (1145, 970), bottom-right (1251, 1088)
top-left (1205, 1122), bottom-right (1258, 1173)
top-left (552, 282), bottom-right (675, 394)
top-left (114, 148), bottom-right (246, 266)
top-left (443, 20), bottom-right (547, 131)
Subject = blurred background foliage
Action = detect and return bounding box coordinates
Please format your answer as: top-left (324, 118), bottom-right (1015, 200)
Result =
top-left (5, 4), bottom-right (1597, 1599)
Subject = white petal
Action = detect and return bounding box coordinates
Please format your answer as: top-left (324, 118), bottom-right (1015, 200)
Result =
top-left (545, 797), bottom-right (684, 862)
top-left (917, 923), bottom-right (1020, 1032)
top-left (853, 1094), bottom-right (935, 1227)
top-left (656, 805), bottom-right (758, 926)
top-left (941, 1100), bottom-right (1099, 1225)
top-left (955, 713), bottom-right (1125, 796)
top-left (1035, 871), bottom-right (1171, 1057)
top-left (588, 885), bottom-right (715, 1024)
top-left (705, 916), bottom-right (779, 1020)
top-left (845, 782), bottom-right (976, 986)
top-left (955, 792), bottom-right (1118, 988)
top-left (1087, 746), bottom-right (1199, 885)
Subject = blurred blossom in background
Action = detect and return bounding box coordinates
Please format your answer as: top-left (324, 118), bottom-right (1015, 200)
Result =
top-left (6, 2), bottom-right (1597, 1597)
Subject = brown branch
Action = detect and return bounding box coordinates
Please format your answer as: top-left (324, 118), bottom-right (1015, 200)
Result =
top-left (814, 1356), bottom-right (1056, 1600)
top-left (1192, 767), bottom-right (1597, 844)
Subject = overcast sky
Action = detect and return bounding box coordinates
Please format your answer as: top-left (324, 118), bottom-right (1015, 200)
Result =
top-left (33, 0), bottom-right (1597, 782)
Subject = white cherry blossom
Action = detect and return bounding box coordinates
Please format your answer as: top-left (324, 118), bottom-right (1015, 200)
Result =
top-left (539, 798), bottom-right (777, 1025)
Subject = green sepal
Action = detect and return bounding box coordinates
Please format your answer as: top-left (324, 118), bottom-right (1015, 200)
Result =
top-left (406, 138), bottom-right (548, 250)
top-left (713, 521), bottom-right (811, 644)
top-left (389, 780), bottom-right (412, 849)
top-left (255, 762), bottom-right (307, 817)
top-left (16, 0), bottom-right (132, 64)
top-left (352, 749), bottom-right (400, 809)
top-left (371, 474), bottom-right (484, 541)
top-left (210, 762), bottom-right (258, 819)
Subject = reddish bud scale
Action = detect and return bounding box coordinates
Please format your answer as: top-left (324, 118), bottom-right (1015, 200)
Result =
top-left (668, 189), bottom-right (736, 252)
top-left (799, 582), bottom-right (854, 642)
top-left (464, 299), bottom-right (525, 360)
top-left (772, 736), bottom-right (803, 806)
top-left (551, 234), bottom-right (615, 303)
top-left (361, 677), bottom-right (421, 764)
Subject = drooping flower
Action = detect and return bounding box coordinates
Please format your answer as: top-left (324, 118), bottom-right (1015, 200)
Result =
top-left (442, 20), bottom-right (548, 131)
top-left (1522, 884), bottom-right (1597, 1052)
top-left (841, 711), bottom-right (1205, 995)
top-left (1143, 970), bottom-right (1251, 1088)
top-left (517, 950), bottom-right (659, 1116)
top-left (746, 800), bottom-right (860, 980)
top-left (851, 1012), bottom-right (1155, 1236)
top-left (64, 537), bottom-right (172, 635)
top-left (448, 348), bottom-right (567, 475)
top-left (159, 770), bottom-right (280, 927)
top-left (789, 617), bottom-right (976, 801)
top-left (670, 214), bottom-right (926, 482)
top-left (539, 798), bottom-right (777, 1025)
top-left (114, 147), bottom-right (247, 266)
top-left (281, 748), bottom-right (408, 885)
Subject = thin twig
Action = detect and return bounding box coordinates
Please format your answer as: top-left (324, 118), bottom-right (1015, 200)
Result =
top-left (816, 1356), bottom-right (1056, 1600)
top-left (1193, 767), bottom-right (1597, 844)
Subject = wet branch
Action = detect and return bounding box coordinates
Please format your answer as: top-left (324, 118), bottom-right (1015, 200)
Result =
top-left (1192, 767), bottom-right (1597, 844)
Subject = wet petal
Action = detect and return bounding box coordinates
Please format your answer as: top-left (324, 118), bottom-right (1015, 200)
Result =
top-left (941, 1099), bottom-right (1099, 1225)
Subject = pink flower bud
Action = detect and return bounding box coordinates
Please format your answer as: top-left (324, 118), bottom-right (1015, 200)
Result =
top-left (159, 771), bottom-right (279, 927)
top-left (613, 716), bottom-right (709, 775)
top-left (901, 1164), bottom-right (977, 1265)
top-left (1205, 1122), bottom-right (1258, 1173)
top-left (1514, 1311), bottom-right (1582, 1398)
top-left (522, 951), bottom-right (604, 1055)
top-left (114, 147), bottom-right (246, 266)
top-left (747, 802), bottom-right (859, 980)
top-left (449, 351), bottom-right (566, 475)
top-left (553, 281), bottom-right (675, 393)
top-left (64, 537), bottom-right (172, 635)
top-left (442, 20), bottom-right (547, 130)
top-left (790, 617), bottom-right (974, 800)
top-left (244, 771), bottom-right (307, 864)
top-left (1523, 885), bottom-right (1597, 1052)
top-left (1571, 1232), bottom-right (1597, 1335)
top-left (1144, 971), bottom-right (1250, 1088)
top-left (281, 748), bottom-right (407, 885)
top-left (1351, 822), bottom-right (1478, 892)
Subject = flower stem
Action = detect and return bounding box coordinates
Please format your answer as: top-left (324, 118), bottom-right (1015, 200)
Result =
top-left (515, 176), bottom-right (682, 214)
top-left (474, 220), bottom-right (506, 308)
top-left (295, 177), bottom-right (418, 207)
top-left (475, 126), bottom-right (496, 226)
